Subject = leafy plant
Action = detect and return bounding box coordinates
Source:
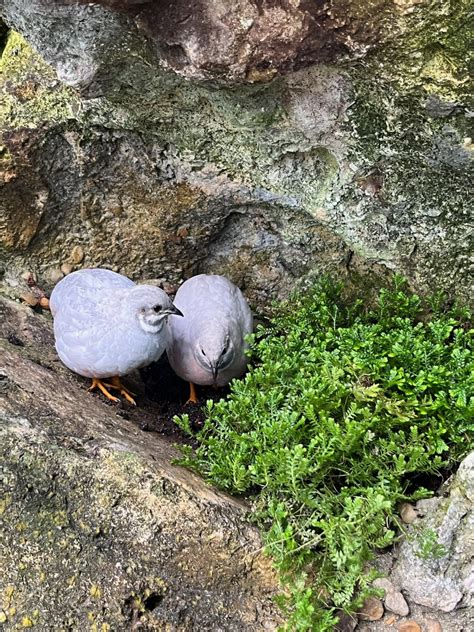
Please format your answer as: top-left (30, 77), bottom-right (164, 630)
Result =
top-left (413, 527), bottom-right (448, 561)
top-left (175, 277), bottom-right (473, 630)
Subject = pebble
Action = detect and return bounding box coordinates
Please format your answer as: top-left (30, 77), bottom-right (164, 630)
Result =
top-left (400, 503), bottom-right (418, 524)
top-left (70, 245), bottom-right (84, 264)
top-left (425, 620), bottom-right (442, 632)
top-left (397, 621), bottom-right (421, 632)
top-left (334, 611), bottom-right (357, 632)
top-left (49, 268), bottom-right (64, 284)
top-left (385, 590), bottom-right (409, 616)
top-left (373, 577), bottom-right (409, 615)
top-left (359, 596), bottom-right (384, 621)
top-left (60, 262), bottom-right (74, 276)
top-left (373, 577), bottom-right (394, 593)
top-left (21, 292), bottom-right (39, 307)
top-left (39, 297), bottom-right (50, 310)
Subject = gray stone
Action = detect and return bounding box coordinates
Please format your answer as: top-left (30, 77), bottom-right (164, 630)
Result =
top-left (373, 577), bottom-right (409, 617)
top-left (0, 296), bottom-right (283, 630)
top-left (391, 452), bottom-right (474, 612)
top-left (385, 590), bottom-right (410, 617)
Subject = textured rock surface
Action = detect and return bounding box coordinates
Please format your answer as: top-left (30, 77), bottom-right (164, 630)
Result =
top-left (3, 0), bottom-right (421, 83)
top-left (391, 452), bottom-right (474, 613)
top-left (0, 296), bottom-right (283, 630)
top-left (0, 0), bottom-right (473, 309)
top-left (358, 452), bottom-right (474, 632)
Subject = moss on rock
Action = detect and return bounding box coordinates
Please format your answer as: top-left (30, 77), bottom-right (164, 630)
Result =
top-left (0, 31), bottom-right (78, 130)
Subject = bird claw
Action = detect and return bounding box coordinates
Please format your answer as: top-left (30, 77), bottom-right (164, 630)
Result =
top-left (89, 377), bottom-right (136, 405)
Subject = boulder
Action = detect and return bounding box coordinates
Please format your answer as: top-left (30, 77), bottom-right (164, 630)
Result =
top-left (0, 0), bottom-right (472, 308)
top-left (0, 295), bottom-right (283, 630)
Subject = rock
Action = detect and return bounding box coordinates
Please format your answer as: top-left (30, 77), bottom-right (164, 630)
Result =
top-left (359, 597), bottom-right (384, 621)
top-left (425, 620), bottom-right (443, 632)
top-left (69, 245), bottom-right (85, 264)
top-left (397, 621), bottom-right (421, 632)
top-left (334, 611), bottom-right (358, 632)
top-left (21, 270), bottom-right (37, 285)
top-left (20, 292), bottom-right (39, 307)
top-left (48, 268), bottom-right (64, 284)
top-left (391, 452), bottom-right (474, 612)
top-left (0, 2), bottom-right (472, 309)
top-left (385, 590), bottom-right (410, 617)
top-left (0, 0), bottom-right (421, 84)
top-left (400, 503), bottom-right (419, 524)
top-left (373, 577), bottom-right (395, 593)
top-left (0, 296), bottom-right (283, 630)
top-left (373, 578), bottom-right (409, 616)
top-left (38, 296), bottom-right (50, 309)
top-left (60, 262), bottom-right (74, 276)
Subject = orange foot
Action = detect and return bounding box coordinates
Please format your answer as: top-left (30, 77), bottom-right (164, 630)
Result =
top-left (89, 376), bottom-right (137, 406)
top-left (186, 382), bottom-right (198, 405)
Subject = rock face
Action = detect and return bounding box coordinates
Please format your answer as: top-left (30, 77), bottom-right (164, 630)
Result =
top-left (0, 0), bottom-right (472, 309)
top-left (0, 296), bottom-right (282, 630)
top-left (2, 0), bottom-right (420, 83)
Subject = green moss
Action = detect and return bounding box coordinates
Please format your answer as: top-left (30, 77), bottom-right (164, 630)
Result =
top-left (0, 31), bottom-right (78, 130)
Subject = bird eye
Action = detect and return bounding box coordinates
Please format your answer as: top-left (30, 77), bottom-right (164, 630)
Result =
top-left (153, 304), bottom-right (162, 312)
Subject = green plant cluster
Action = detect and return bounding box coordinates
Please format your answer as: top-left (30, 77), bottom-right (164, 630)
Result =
top-left (176, 278), bottom-right (473, 630)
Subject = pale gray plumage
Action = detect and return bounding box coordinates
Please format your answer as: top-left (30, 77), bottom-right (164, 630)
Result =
top-left (167, 274), bottom-right (253, 388)
top-left (50, 268), bottom-right (182, 379)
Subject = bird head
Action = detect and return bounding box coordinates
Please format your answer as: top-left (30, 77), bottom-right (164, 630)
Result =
top-left (193, 322), bottom-right (235, 383)
top-left (127, 285), bottom-right (183, 334)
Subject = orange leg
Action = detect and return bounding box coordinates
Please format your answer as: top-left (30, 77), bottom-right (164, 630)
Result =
top-left (88, 376), bottom-right (136, 406)
top-left (186, 382), bottom-right (198, 405)
top-left (88, 377), bottom-right (120, 403)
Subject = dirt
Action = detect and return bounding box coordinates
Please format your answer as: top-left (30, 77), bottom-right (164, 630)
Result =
top-left (131, 356), bottom-right (231, 443)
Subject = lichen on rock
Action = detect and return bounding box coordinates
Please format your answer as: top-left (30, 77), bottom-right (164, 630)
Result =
top-left (0, 0), bottom-right (472, 306)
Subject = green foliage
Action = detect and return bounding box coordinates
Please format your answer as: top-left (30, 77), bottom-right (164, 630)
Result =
top-left (176, 277), bottom-right (473, 630)
top-left (413, 527), bottom-right (448, 562)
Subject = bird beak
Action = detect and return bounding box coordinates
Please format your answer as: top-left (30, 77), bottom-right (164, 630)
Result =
top-left (211, 364), bottom-right (219, 382)
top-left (167, 305), bottom-right (183, 317)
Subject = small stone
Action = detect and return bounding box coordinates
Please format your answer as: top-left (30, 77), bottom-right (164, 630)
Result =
top-left (400, 502), bottom-right (418, 524)
top-left (386, 615), bottom-right (397, 625)
top-left (359, 596), bottom-right (384, 621)
top-left (425, 620), bottom-right (442, 632)
top-left (373, 577), bottom-right (394, 593)
top-left (334, 611), bottom-right (357, 632)
top-left (49, 268), bottom-right (64, 284)
top-left (70, 245), bottom-right (84, 264)
top-left (373, 577), bottom-right (409, 617)
top-left (385, 590), bottom-right (409, 616)
top-left (60, 262), bottom-right (74, 276)
top-left (21, 292), bottom-right (39, 307)
top-left (39, 297), bottom-right (50, 310)
top-left (397, 621), bottom-right (421, 632)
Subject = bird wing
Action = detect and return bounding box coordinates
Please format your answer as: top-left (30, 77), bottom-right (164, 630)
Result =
top-left (50, 269), bottom-right (139, 376)
top-left (50, 268), bottom-right (134, 315)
